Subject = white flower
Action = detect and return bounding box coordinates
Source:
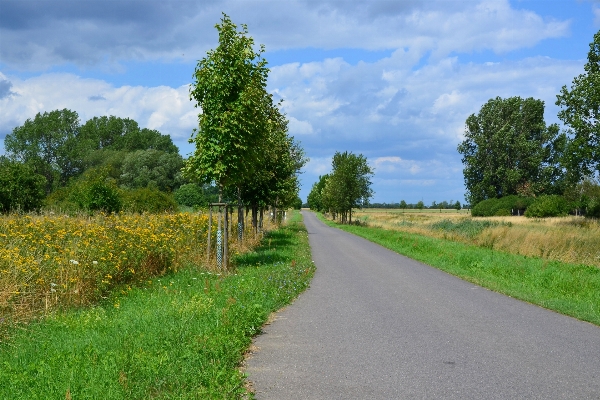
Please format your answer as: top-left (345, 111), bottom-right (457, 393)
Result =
top-left (69, 260), bottom-right (79, 265)
top-left (92, 261), bottom-right (98, 265)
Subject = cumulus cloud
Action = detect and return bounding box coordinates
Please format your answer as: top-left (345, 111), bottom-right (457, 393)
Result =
top-left (0, 74), bottom-right (196, 151)
top-left (0, 0), bottom-right (570, 70)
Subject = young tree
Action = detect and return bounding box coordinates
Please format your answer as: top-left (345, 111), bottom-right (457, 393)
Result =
top-left (399, 199), bottom-right (408, 210)
top-left (416, 200), bottom-right (424, 210)
top-left (556, 30), bottom-right (600, 180)
top-left (307, 174), bottom-right (329, 211)
top-left (457, 96), bottom-right (563, 206)
top-left (184, 14), bottom-right (270, 201)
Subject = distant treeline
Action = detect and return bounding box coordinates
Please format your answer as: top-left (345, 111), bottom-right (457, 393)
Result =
top-left (363, 200), bottom-right (465, 210)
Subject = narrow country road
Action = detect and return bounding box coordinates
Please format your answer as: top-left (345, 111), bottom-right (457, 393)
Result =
top-left (245, 211), bottom-right (600, 399)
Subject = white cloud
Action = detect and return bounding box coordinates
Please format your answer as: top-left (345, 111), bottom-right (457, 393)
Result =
top-left (288, 116), bottom-right (315, 135)
top-left (0, 73), bottom-right (196, 146)
top-left (0, 0), bottom-right (571, 70)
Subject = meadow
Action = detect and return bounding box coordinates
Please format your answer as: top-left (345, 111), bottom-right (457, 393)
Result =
top-left (0, 211), bottom-right (269, 341)
top-left (0, 210), bottom-right (313, 398)
top-left (354, 209), bottom-right (600, 268)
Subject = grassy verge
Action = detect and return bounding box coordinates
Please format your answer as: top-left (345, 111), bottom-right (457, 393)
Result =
top-left (318, 213), bottom-right (600, 326)
top-left (0, 211), bottom-right (314, 399)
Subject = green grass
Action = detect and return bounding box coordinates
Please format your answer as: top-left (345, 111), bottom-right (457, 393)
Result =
top-left (319, 213), bottom-right (600, 326)
top-left (0, 211), bottom-right (314, 399)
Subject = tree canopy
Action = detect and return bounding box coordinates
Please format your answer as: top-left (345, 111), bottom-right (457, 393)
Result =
top-left (457, 96), bottom-right (563, 206)
top-left (556, 30), bottom-right (600, 179)
top-left (319, 151), bottom-right (374, 223)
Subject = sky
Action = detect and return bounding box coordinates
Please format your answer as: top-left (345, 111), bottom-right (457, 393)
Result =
top-left (0, 0), bottom-right (598, 205)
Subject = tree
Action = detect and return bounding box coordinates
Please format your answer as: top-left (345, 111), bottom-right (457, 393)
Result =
top-left (119, 149), bottom-right (183, 192)
top-left (399, 200), bottom-right (408, 210)
top-left (184, 14), bottom-right (270, 200)
top-left (457, 96), bottom-right (563, 206)
top-left (416, 200), bottom-right (424, 210)
top-left (556, 30), bottom-right (600, 180)
top-left (4, 109), bottom-right (80, 192)
top-left (0, 157), bottom-right (46, 213)
top-left (322, 151), bottom-right (374, 223)
top-left (307, 174), bottom-right (329, 211)
top-left (454, 201), bottom-right (462, 210)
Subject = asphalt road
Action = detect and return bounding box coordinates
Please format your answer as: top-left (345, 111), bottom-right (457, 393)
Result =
top-left (245, 211), bottom-right (600, 399)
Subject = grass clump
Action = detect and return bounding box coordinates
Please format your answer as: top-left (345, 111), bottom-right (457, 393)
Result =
top-left (430, 218), bottom-right (507, 239)
top-left (0, 211), bottom-right (314, 399)
top-left (319, 213), bottom-right (600, 327)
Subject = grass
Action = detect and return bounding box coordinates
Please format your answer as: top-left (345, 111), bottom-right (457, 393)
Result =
top-left (319, 212), bottom-right (600, 327)
top-left (0, 211), bottom-right (314, 399)
top-left (353, 209), bottom-right (600, 267)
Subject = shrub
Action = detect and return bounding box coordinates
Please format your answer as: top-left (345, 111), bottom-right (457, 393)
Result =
top-left (174, 183), bottom-right (206, 208)
top-left (122, 187), bottom-right (177, 213)
top-left (0, 158), bottom-right (46, 213)
top-left (471, 195), bottom-right (534, 217)
top-left (524, 195), bottom-right (571, 218)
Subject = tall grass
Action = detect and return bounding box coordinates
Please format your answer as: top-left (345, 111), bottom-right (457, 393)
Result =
top-left (0, 211), bottom-right (269, 340)
top-left (0, 211), bottom-right (314, 399)
top-left (353, 210), bottom-right (600, 268)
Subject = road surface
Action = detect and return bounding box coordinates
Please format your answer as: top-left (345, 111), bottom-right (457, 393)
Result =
top-left (245, 211), bottom-right (600, 399)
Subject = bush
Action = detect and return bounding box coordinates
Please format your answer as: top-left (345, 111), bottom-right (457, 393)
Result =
top-left (471, 195), bottom-right (534, 217)
top-left (45, 167), bottom-right (122, 213)
top-left (122, 187), bottom-right (177, 213)
top-left (174, 184), bottom-right (206, 208)
top-left (0, 158), bottom-right (46, 213)
top-left (525, 195), bottom-right (571, 218)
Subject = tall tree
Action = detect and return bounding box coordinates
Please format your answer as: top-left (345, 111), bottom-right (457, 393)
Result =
top-left (556, 30), bottom-right (600, 180)
top-left (4, 109), bottom-right (80, 192)
top-left (457, 96), bottom-right (563, 206)
top-left (184, 14), bottom-right (270, 200)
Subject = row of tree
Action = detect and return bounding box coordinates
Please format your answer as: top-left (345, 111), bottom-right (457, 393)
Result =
top-left (458, 30), bottom-right (600, 216)
top-left (307, 151), bottom-right (374, 223)
top-left (183, 14), bottom-right (306, 232)
top-left (361, 200), bottom-right (463, 210)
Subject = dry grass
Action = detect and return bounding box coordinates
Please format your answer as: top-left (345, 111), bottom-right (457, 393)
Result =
top-left (353, 209), bottom-right (600, 268)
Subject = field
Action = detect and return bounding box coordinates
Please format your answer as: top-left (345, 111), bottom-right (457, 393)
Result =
top-left (0, 211), bottom-right (270, 340)
top-left (0, 211), bottom-right (313, 398)
top-left (354, 209), bottom-right (600, 268)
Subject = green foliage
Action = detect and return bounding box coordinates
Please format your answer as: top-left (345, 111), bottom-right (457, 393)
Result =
top-left (399, 200), bottom-right (408, 210)
top-left (556, 30), bottom-right (600, 179)
top-left (292, 196), bottom-right (303, 210)
top-left (416, 200), bottom-right (424, 210)
top-left (0, 157), bottom-right (46, 213)
top-left (120, 149), bottom-right (183, 192)
top-left (174, 183), bottom-right (208, 208)
top-left (471, 195), bottom-right (534, 217)
top-left (185, 14), bottom-right (271, 192)
top-left (307, 174), bottom-right (329, 211)
top-left (4, 109), bottom-right (81, 192)
top-left (122, 188), bottom-right (177, 214)
top-left (321, 151), bottom-right (374, 223)
top-left (525, 195), bottom-right (571, 218)
top-left (458, 96), bottom-right (564, 206)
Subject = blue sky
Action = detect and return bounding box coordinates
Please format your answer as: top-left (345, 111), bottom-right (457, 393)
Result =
top-left (0, 0), bottom-right (598, 205)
